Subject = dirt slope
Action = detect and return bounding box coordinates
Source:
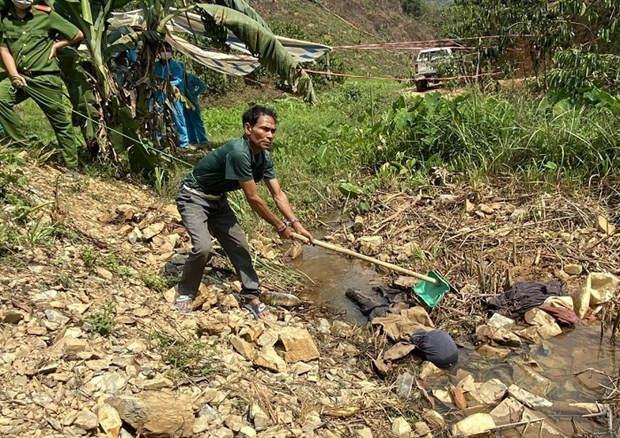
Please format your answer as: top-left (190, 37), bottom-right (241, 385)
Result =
top-left (0, 164), bottom-right (396, 437)
top-left (250, 0), bottom-right (435, 75)
top-left (252, 0), bottom-right (432, 41)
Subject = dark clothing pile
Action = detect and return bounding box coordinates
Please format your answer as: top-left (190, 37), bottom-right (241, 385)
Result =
top-left (411, 329), bottom-right (459, 367)
top-left (487, 281), bottom-right (567, 319)
top-left (346, 287), bottom-right (459, 367)
top-left (345, 286), bottom-right (410, 320)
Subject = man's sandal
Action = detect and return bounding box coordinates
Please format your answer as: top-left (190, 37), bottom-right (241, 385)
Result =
top-left (175, 295), bottom-right (193, 314)
top-left (243, 300), bottom-right (269, 320)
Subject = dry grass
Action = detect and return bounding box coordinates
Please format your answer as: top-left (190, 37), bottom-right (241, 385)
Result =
top-left (328, 176), bottom-right (620, 335)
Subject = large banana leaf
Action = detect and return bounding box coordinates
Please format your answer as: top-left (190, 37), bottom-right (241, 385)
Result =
top-left (212, 0), bottom-right (270, 30)
top-left (196, 4), bottom-right (316, 104)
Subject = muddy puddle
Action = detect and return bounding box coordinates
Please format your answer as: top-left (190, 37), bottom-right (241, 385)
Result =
top-left (293, 234), bottom-right (619, 435)
top-left (292, 240), bottom-right (380, 324)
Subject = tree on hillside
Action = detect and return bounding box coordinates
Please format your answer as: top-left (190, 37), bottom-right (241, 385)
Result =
top-left (441, 0), bottom-right (620, 94)
top-left (402, 0), bottom-right (423, 17)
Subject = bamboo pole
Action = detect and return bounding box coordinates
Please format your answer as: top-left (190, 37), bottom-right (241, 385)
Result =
top-left (291, 233), bottom-right (439, 285)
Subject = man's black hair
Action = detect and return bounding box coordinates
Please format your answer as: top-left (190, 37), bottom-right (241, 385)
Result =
top-left (242, 106), bottom-right (277, 127)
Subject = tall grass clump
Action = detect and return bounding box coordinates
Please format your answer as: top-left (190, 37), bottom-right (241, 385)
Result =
top-left (371, 92), bottom-right (620, 180)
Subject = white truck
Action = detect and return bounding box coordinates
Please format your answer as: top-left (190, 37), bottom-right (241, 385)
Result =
top-left (414, 47), bottom-right (453, 92)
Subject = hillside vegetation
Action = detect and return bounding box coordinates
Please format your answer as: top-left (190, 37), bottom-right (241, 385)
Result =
top-left (250, 0), bottom-right (435, 76)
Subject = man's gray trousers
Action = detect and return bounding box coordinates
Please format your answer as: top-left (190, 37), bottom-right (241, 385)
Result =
top-left (176, 185), bottom-right (260, 299)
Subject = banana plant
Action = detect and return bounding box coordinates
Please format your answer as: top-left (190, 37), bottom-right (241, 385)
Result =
top-left (51, 0), bottom-right (316, 172)
top-left (52, 0), bottom-right (131, 101)
top-left (195, 4), bottom-right (315, 103)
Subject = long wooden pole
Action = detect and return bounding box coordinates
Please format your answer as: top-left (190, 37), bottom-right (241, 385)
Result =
top-left (292, 233), bottom-right (439, 285)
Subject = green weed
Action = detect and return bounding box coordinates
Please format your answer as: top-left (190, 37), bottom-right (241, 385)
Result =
top-left (0, 224), bottom-right (21, 254)
top-left (104, 253), bottom-right (131, 277)
top-left (153, 167), bottom-right (166, 196)
top-left (141, 273), bottom-right (172, 292)
top-left (81, 247), bottom-right (99, 268)
top-left (15, 100), bottom-right (57, 144)
top-left (56, 271), bottom-right (73, 289)
top-left (149, 330), bottom-right (214, 378)
top-left (0, 146), bottom-right (27, 189)
top-left (25, 218), bottom-right (63, 248)
top-left (81, 164), bottom-right (119, 180)
top-left (374, 91), bottom-right (620, 182)
top-left (414, 247), bottom-right (427, 262)
top-left (85, 303), bottom-right (116, 336)
top-left (3, 194), bottom-right (35, 223)
top-left (81, 248), bottom-right (131, 276)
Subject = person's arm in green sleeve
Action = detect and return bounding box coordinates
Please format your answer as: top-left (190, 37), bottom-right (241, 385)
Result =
top-left (48, 11), bottom-right (83, 61)
top-left (0, 44), bottom-right (26, 88)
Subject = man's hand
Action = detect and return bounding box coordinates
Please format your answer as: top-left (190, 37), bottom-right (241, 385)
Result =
top-left (292, 222), bottom-right (314, 244)
top-left (11, 74), bottom-right (27, 89)
top-left (278, 225), bottom-right (294, 240)
top-left (49, 43), bottom-right (61, 61)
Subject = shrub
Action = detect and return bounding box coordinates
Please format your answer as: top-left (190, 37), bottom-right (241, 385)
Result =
top-left (402, 0), bottom-right (423, 17)
top-left (86, 303), bottom-right (116, 336)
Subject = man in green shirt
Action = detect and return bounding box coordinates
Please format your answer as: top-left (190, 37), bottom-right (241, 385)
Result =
top-left (0, 0), bottom-right (83, 169)
top-left (176, 105), bottom-right (313, 318)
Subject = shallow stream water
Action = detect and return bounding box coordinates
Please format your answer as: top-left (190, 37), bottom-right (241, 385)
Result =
top-left (292, 235), bottom-right (619, 435)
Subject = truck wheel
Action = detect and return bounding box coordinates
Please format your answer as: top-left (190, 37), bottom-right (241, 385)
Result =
top-left (415, 79), bottom-right (427, 92)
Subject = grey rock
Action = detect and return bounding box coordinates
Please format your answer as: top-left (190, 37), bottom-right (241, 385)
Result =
top-left (45, 309), bottom-right (69, 325)
top-left (488, 313), bottom-right (515, 330)
top-left (451, 413), bottom-right (495, 436)
top-left (107, 393), bottom-right (194, 437)
top-left (471, 379), bottom-right (508, 405)
top-left (391, 417), bottom-right (411, 437)
top-left (513, 363), bottom-right (556, 397)
top-left (490, 397), bottom-right (524, 425)
top-left (89, 372), bottom-right (128, 395)
top-left (32, 392), bottom-right (54, 406)
top-left (508, 384), bottom-right (553, 408)
top-left (33, 289), bottom-right (58, 301)
top-left (74, 409), bottom-right (98, 431)
top-left (395, 372), bottom-right (414, 398)
top-left (224, 414), bottom-right (244, 432)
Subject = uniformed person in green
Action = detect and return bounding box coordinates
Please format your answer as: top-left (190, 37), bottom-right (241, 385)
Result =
top-left (0, 0), bottom-right (83, 168)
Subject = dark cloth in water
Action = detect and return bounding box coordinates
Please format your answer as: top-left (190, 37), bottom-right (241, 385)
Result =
top-left (411, 329), bottom-right (458, 367)
top-left (345, 287), bottom-right (411, 319)
top-left (487, 281), bottom-right (567, 319)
